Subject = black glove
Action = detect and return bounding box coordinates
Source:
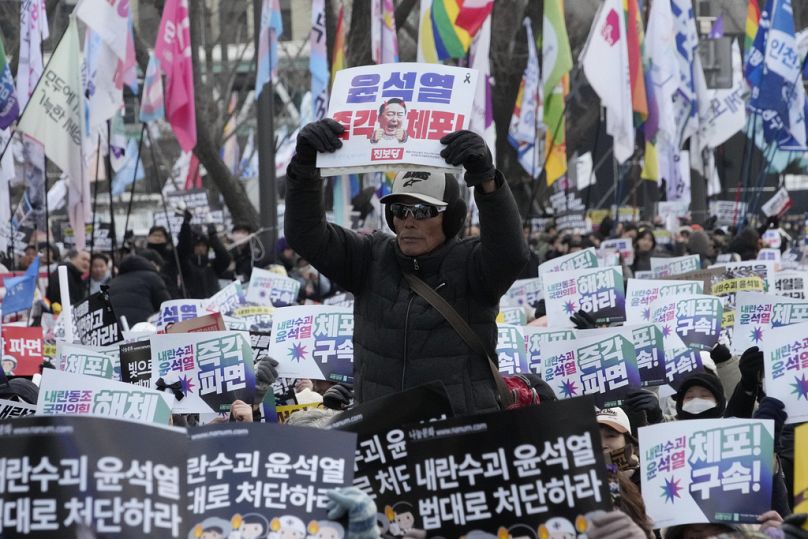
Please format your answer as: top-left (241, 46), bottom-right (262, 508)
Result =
top-left (623, 389), bottom-right (663, 424)
top-left (183, 209), bottom-right (193, 224)
top-left (207, 223), bottom-right (217, 237)
top-left (253, 356), bottom-right (279, 404)
top-left (754, 396), bottom-right (787, 447)
top-left (439, 130), bottom-right (495, 187)
top-left (570, 309), bottom-right (596, 330)
top-left (323, 383), bottom-right (352, 410)
top-left (782, 514), bottom-right (808, 539)
top-left (534, 299), bottom-right (547, 318)
top-left (710, 343), bottom-right (733, 364)
top-left (739, 346), bottom-right (764, 391)
top-left (294, 119), bottom-right (344, 166)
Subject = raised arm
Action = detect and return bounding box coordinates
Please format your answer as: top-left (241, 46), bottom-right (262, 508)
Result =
top-left (284, 120), bottom-right (372, 293)
top-left (440, 130), bottom-right (529, 302)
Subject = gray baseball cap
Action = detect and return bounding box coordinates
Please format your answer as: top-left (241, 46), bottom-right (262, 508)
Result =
top-left (379, 171), bottom-right (451, 207)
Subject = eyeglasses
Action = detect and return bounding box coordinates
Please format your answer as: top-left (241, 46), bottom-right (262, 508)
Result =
top-left (389, 202), bottom-right (445, 220)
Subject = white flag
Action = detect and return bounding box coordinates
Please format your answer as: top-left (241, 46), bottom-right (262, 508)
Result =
top-left (76, 0), bottom-right (129, 61)
top-left (17, 0), bottom-right (49, 109)
top-left (17, 18), bottom-right (87, 249)
top-left (645, 0), bottom-right (679, 146)
top-left (469, 15), bottom-right (496, 161)
top-left (700, 40), bottom-right (747, 149)
top-left (581, 0), bottom-right (634, 163)
top-left (83, 30), bottom-right (123, 129)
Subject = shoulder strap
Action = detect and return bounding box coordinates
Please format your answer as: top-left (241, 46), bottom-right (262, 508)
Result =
top-left (402, 272), bottom-right (513, 408)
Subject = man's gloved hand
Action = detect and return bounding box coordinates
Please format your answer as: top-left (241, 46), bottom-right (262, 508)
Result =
top-left (570, 309), bottom-right (597, 330)
top-left (739, 346), bottom-right (764, 391)
top-left (207, 223), bottom-right (217, 237)
top-left (183, 209), bottom-right (193, 224)
top-left (710, 343), bottom-right (733, 364)
top-left (323, 383), bottom-right (352, 410)
top-left (624, 389), bottom-right (663, 424)
top-left (585, 510), bottom-right (647, 539)
top-left (295, 119), bottom-right (344, 167)
top-left (439, 130), bottom-right (495, 187)
top-left (326, 488), bottom-right (380, 539)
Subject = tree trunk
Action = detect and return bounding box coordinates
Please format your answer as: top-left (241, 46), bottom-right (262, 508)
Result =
top-left (188, 0), bottom-right (260, 230)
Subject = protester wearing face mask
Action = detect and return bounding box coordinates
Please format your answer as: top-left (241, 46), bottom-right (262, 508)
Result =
top-left (146, 225), bottom-right (180, 297)
top-left (674, 372), bottom-right (727, 420)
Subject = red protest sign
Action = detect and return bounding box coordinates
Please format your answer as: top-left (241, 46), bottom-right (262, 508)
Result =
top-left (2, 326), bottom-right (44, 376)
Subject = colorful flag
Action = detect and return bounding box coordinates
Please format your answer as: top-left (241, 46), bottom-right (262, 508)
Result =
top-left (139, 53), bottom-right (165, 123)
top-left (745, 0), bottom-right (771, 87)
top-left (643, 0), bottom-right (681, 185)
top-left (469, 14), bottom-right (496, 161)
top-left (17, 17), bottom-right (87, 249)
top-left (626, 0), bottom-right (648, 123)
top-left (508, 19), bottom-right (542, 178)
top-left (750, 0), bottom-right (806, 150)
top-left (83, 29), bottom-right (122, 129)
top-left (16, 0), bottom-right (49, 110)
top-left (0, 32), bottom-right (18, 129)
top-left (417, 0), bottom-right (493, 63)
top-left (745, 0), bottom-right (761, 58)
top-left (256, 0), bottom-right (283, 98)
top-left (581, 0), bottom-right (635, 163)
top-left (115, 14), bottom-right (139, 94)
top-left (709, 14), bottom-right (725, 39)
top-left (372, 0), bottom-right (399, 63)
top-left (310, 0), bottom-right (329, 120)
top-left (221, 94), bottom-right (240, 174)
top-left (184, 152), bottom-right (202, 190)
top-left (542, 0), bottom-right (572, 185)
top-left (155, 0), bottom-right (197, 152)
top-left (111, 138), bottom-right (145, 197)
top-left (331, 3), bottom-right (346, 84)
top-left (2, 257), bottom-right (39, 316)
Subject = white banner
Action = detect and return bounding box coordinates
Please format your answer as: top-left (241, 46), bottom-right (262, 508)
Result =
top-left (318, 63), bottom-right (478, 176)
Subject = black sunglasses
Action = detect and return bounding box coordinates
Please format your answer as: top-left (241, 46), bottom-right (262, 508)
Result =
top-left (389, 203), bottom-right (446, 220)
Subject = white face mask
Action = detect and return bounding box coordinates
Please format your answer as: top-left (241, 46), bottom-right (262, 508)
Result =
top-left (682, 397), bottom-right (717, 414)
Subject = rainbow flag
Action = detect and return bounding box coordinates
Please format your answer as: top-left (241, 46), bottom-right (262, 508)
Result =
top-left (418, 0), bottom-right (492, 62)
top-left (331, 3), bottom-right (346, 85)
top-left (625, 0), bottom-right (648, 124)
top-left (745, 0), bottom-right (760, 59)
top-left (542, 0), bottom-right (572, 185)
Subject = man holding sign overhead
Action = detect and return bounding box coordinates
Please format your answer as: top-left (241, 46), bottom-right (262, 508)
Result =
top-left (285, 111), bottom-right (527, 415)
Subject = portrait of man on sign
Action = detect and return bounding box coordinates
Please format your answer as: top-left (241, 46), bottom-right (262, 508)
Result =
top-left (369, 98), bottom-right (408, 144)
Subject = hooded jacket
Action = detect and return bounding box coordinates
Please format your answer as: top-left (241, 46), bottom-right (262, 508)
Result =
top-left (177, 223), bottom-right (232, 299)
top-left (108, 255), bottom-right (172, 325)
top-left (284, 159), bottom-right (529, 415)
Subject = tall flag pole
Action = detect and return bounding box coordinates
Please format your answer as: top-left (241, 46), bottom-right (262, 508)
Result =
top-left (372, 0), bottom-right (399, 63)
top-left (508, 19), bottom-right (542, 179)
top-left (310, 0), bottom-right (329, 120)
top-left (256, 0), bottom-right (283, 99)
top-left (542, 0), bottom-right (572, 186)
top-left (581, 0), bottom-right (634, 164)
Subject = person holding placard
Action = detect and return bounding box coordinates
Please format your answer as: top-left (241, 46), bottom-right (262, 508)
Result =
top-left (285, 119), bottom-right (528, 414)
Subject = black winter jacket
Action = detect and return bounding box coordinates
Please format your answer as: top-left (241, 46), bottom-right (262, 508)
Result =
top-left (284, 159), bottom-right (529, 415)
top-left (46, 263), bottom-right (86, 306)
top-left (177, 223), bottom-right (231, 299)
top-left (109, 255), bottom-right (171, 325)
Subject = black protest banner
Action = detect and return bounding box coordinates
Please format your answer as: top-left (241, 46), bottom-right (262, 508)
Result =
top-left (73, 289), bottom-right (123, 347)
top-left (187, 422), bottom-right (356, 534)
top-left (119, 339), bottom-right (151, 387)
top-left (401, 397), bottom-right (611, 537)
top-left (329, 383), bottom-right (455, 510)
top-left (62, 222), bottom-right (113, 253)
top-left (0, 415), bottom-right (187, 538)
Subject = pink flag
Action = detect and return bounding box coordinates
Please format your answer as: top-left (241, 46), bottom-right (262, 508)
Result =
top-left (155, 0), bottom-right (197, 152)
top-left (114, 15), bottom-right (139, 93)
